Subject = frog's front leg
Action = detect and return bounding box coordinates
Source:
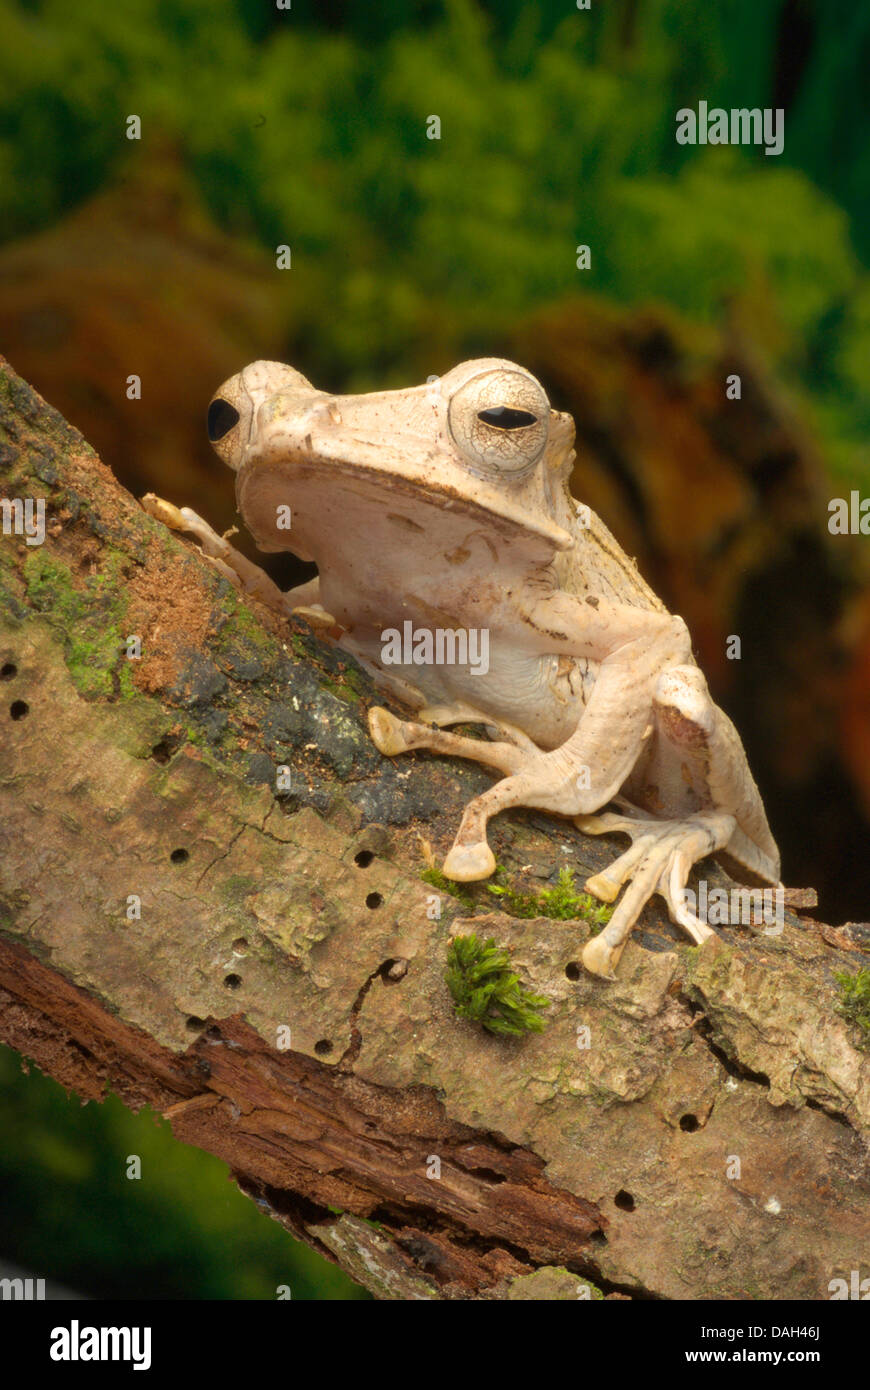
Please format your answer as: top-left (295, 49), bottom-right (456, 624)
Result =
top-left (141, 494), bottom-right (337, 627)
top-left (370, 607), bottom-right (689, 884)
top-left (434, 611), bottom-right (691, 882)
top-left (141, 494), bottom-right (291, 614)
top-left (369, 706), bottom-right (530, 778)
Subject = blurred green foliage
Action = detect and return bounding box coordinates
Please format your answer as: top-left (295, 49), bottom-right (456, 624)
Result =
top-left (1, 0), bottom-right (869, 1298)
top-left (1, 0), bottom-right (869, 471)
top-left (0, 1046), bottom-right (367, 1298)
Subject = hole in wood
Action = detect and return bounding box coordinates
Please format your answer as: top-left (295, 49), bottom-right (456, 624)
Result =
top-left (314, 1039), bottom-right (333, 1056)
top-left (9, 700), bottom-right (28, 720)
top-left (354, 850), bottom-right (375, 867)
top-left (565, 961), bottom-right (581, 980)
top-left (223, 973), bottom-right (242, 991)
top-left (150, 734), bottom-right (182, 764)
top-left (614, 1189), bottom-right (636, 1212)
top-left (679, 1113), bottom-right (700, 1132)
top-left (378, 958), bottom-right (408, 983)
top-left (365, 892), bottom-right (383, 909)
top-left (1, 662), bottom-right (17, 680)
top-left (170, 848), bottom-right (189, 864)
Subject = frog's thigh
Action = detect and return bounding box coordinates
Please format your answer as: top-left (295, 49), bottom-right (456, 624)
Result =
top-left (652, 665), bottom-right (779, 880)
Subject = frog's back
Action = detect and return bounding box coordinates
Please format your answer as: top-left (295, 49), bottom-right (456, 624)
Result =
top-left (555, 509), bottom-right (668, 613)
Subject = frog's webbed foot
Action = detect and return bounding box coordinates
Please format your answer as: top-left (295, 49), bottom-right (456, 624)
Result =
top-left (577, 810), bottom-right (734, 979)
top-left (141, 494), bottom-right (291, 617)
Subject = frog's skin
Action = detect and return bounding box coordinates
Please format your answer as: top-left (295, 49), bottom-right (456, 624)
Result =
top-left (143, 358), bottom-right (781, 978)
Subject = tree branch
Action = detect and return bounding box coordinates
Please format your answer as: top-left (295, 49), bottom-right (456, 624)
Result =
top-left (0, 357), bottom-right (867, 1299)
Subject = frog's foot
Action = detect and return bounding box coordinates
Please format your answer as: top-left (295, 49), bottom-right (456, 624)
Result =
top-left (578, 810), bottom-right (735, 979)
top-left (141, 494), bottom-right (289, 615)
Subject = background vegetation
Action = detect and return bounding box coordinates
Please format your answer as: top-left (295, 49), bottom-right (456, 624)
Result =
top-left (2, 0), bottom-right (869, 473)
top-left (1, 0), bottom-right (867, 1298)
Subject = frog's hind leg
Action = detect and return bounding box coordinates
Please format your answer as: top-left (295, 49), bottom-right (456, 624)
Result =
top-left (579, 664), bottom-right (782, 978)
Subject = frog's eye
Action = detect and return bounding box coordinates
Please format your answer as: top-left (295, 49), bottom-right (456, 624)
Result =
top-left (208, 398), bottom-right (240, 442)
top-left (449, 369), bottom-right (549, 476)
top-left (477, 407), bottom-right (538, 429)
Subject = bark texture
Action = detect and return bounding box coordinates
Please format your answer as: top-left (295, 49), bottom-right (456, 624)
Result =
top-left (0, 357), bottom-right (868, 1300)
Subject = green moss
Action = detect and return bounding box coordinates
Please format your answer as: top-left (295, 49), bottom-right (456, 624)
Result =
top-left (325, 662), bottom-right (366, 703)
top-left (421, 862), bottom-right (612, 931)
top-left (290, 633), bottom-right (313, 660)
top-left (360, 1216), bottom-right (386, 1232)
top-left (487, 866), bottom-right (613, 931)
top-left (117, 664), bottom-right (136, 699)
top-left (23, 549), bottom-right (131, 698)
top-left (220, 874), bottom-right (260, 904)
top-left (833, 967), bottom-right (870, 1044)
top-left (420, 866), bottom-right (477, 914)
top-left (319, 675), bottom-right (360, 706)
top-left (445, 932), bottom-right (550, 1037)
top-left (215, 588), bottom-right (279, 659)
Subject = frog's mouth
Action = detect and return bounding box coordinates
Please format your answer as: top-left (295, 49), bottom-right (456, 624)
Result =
top-left (235, 450), bottom-right (574, 566)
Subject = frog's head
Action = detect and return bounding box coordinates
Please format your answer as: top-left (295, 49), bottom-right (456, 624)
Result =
top-left (207, 358), bottom-right (577, 563)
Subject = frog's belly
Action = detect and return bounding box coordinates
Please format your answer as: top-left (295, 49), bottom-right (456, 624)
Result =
top-left (361, 639), bottom-right (594, 750)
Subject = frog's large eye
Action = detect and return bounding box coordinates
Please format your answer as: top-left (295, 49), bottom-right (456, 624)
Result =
top-left (448, 369), bottom-right (549, 476)
top-left (208, 398), bottom-right (240, 442)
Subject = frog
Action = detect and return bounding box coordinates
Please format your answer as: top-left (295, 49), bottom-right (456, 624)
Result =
top-left (143, 357), bottom-right (781, 979)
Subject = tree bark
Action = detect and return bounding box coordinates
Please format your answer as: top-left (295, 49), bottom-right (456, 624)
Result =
top-left (0, 356), bottom-right (867, 1300)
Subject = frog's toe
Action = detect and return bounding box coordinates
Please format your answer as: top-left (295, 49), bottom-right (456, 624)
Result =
top-left (584, 826), bottom-right (657, 903)
top-left (581, 931), bottom-right (623, 981)
top-left (291, 604), bottom-right (337, 631)
top-left (584, 870), bottom-right (622, 903)
top-left (442, 840), bottom-right (496, 882)
top-left (141, 493), bottom-right (186, 529)
top-left (367, 707), bottom-right (409, 756)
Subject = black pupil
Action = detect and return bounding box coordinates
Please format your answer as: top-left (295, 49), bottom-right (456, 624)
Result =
top-left (208, 398), bottom-right (240, 442)
top-left (478, 406), bottom-right (537, 429)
